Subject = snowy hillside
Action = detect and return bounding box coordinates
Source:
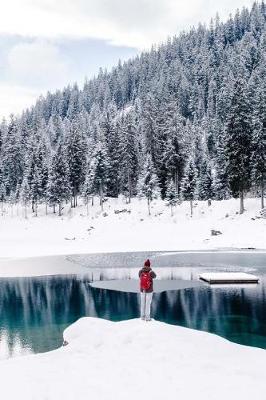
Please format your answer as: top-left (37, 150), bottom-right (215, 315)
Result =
top-left (0, 197), bottom-right (265, 259)
top-left (0, 2), bottom-right (265, 222)
top-left (1, 317), bottom-right (266, 400)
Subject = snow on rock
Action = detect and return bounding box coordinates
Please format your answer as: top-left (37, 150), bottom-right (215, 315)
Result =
top-left (1, 317), bottom-right (266, 399)
top-left (0, 197), bottom-right (265, 259)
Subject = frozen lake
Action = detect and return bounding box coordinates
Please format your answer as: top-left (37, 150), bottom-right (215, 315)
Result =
top-left (0, 250), bottom-right (266, 359)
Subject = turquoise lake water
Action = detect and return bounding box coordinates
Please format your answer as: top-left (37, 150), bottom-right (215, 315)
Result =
top-left (1, 251), bottom-right (266, 358)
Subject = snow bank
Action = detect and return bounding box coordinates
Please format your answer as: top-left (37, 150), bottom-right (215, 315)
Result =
top-left (1, 317), bottom-right (266, 399)
top-left (0, 197), bottom-right (265, 259)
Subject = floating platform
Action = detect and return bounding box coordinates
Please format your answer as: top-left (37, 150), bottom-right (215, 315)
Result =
top-left (199, 272), bottom-right (259, 284)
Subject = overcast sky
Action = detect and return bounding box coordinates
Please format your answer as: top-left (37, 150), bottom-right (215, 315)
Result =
top-left (0, 0), bottom-right (255, 118)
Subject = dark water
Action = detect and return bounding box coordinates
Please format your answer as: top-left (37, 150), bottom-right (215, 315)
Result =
top-left (1, 260), bottom-right (266, 358)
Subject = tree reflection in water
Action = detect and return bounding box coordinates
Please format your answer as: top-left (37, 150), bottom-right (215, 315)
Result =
top-left (1, 271), bottom-right (266, 359)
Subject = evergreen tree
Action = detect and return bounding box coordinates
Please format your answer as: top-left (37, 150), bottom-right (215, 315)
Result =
top-left (251, 73), bottom-right (266, 209)
top-left (162, 111), bottom-right (187, 196)
top-left (20, 176), bottom-right (31, 218)
top-left (36, 132), bottom-right (51, 204)
top-left (104, 118), bottom-right (120, 197)
top-left (82, 157), bottom-right (95, 214)
top-left (180, 156), bottom-right (198, 216)
top-left (137, 154), bottom-right (161, 215)
top-left (2, 116), bottom-right (24, 197)
top-left (86, 143), bottom-right (110, 210)
top-left (165, 178), bottom-right (178, 216)
top-left (47, 143), bottom-right (71, 216)
top-left (198, 158), bottom-right (214, 200)
top-left (225, 79), bottom-right (252, 213)
top-left (82, 174), bottom-right (93, 215)
top-left (9, 189), bottom-right (18, 217)
top-left (29, 165), bottom-right (42, 216)
top-left (0, 163), bottom-right (6, 216)
top-left (26, 137), bottom-right (49, 216)
top-left (0, 183), bottom-right (5, 216)
top-left (213, 126), bottom-right (231, 200)
top-left (118, 111), bottom-right (138, 202)
top-left (65, 118), bottom-right (87, 207)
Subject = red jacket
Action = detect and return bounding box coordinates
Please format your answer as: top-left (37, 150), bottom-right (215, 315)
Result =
top-left (139, 266), bottom-right (156, 293)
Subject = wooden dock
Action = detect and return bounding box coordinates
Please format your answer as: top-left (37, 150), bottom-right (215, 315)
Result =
top-left (199, 272), bottom-right (259, 284)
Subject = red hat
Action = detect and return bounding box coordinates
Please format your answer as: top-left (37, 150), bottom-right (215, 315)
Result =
top-left (144, 259), bottom-right (151, 267)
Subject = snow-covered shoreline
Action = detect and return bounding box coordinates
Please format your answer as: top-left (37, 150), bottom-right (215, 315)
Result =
top-left (1, 317), bottom-right (266, 399)
top-left (0, 197), bottom-right (265, 260)
top-left (0, 197), bottom-right (264, 277)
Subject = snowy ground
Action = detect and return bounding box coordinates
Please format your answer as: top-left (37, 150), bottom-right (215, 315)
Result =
top-left (0, 198), bottom-right (265, 398)
top-left (1, 317), bottom-right (266, 400)
top-left (0, 197), bottom-right (265, 260)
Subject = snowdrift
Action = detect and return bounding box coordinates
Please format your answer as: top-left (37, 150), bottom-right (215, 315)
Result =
top-left (1, 317), bottom-right (266, 399)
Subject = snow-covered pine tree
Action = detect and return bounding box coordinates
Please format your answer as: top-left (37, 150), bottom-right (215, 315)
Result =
top-left (180, 156), bottom-right (198, 217)
top-left (37, 137), bottom-right (50, 209)
top-left (47, 115), bottom-right (65, 147)
top-left (86, 142), bottom-right (110, 211)
top-left (82, 177), bottom-right (92, 216)
top-left (29, 165), bottom-right (42, 216)
top-left (198, 157), bottom-right (214, 201)
top-left (137, 154), bottom-right (161, 215)
top-left (66, 83), bottom-right (81, 120)
top-left (251, 71), bottom-right (266, 209)
top-left (47, 142), bottom-right (71, 216)
top-left (9, 189), bottom-right (17, 217)
top-left (82, 157), bottom-right (95, 215)
top-left (98, 102), bottom-right (120, 197)
top-left (105, 121), bottom-right (120, 197)
top-left (20, 176), bottom-right (31, 218)
top-left (139, 94), bottom-right (158, 162)
top-left (213, 123), bottom-right (231, 200)
top-left (224, 78), bottom-right (252, 214)
top-left (162, 111), bottom-right (187, 197)
top-left (1, 116), bottom-right (24, 198)
top-left (65, 117), bottom-right (87, 207)
top-left (0, 183), bottom-right (5, 216)
top-left (0, 163), bottom-right (6, 216)
top-left (0, 160), bottom-right (6, 216)
top-left (118, 111), bottom-right (138, 202)
top-left (165, 178), bottom-right (178, 216)
top-left (26, 136), bottom-right (49, 217)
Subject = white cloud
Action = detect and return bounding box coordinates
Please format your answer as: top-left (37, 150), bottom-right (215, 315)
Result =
top-left (7, 40), bottom-right (70, 89)
top-left (0, 84), bottom-right (39, 118)
top-left (0, 0), bottom-right (255, 49)
top-left (0, 39), bottom-right (72, 118)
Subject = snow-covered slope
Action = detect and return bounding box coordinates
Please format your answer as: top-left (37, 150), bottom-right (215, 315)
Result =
top-left (0, 197), bottom-right (265, 259)
top-left (0, 317), bottom-right (266, 400)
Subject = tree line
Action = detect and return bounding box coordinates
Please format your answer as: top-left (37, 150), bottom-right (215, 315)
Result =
top-left (0, 1), bottom-right (265, 216)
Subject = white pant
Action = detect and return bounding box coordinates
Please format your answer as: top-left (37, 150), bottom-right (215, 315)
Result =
top-left (140, 292), bottom-right (153, 320)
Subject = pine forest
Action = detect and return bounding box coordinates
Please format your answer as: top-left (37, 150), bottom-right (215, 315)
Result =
top-left (0, 1), bottom-right (266, 216)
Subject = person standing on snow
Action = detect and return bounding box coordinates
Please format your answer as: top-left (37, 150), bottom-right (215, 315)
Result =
top-left (139, 259), bottom-right (156, 321)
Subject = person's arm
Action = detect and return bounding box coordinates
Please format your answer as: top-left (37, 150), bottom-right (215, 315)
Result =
top-left (138, 269), bottom-right (142, 277)
top-left (151, 270), bottom-right (156, 279)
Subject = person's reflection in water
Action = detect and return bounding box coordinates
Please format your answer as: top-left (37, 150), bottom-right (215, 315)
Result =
top-left (139, 259), bottom-right (156, 321)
